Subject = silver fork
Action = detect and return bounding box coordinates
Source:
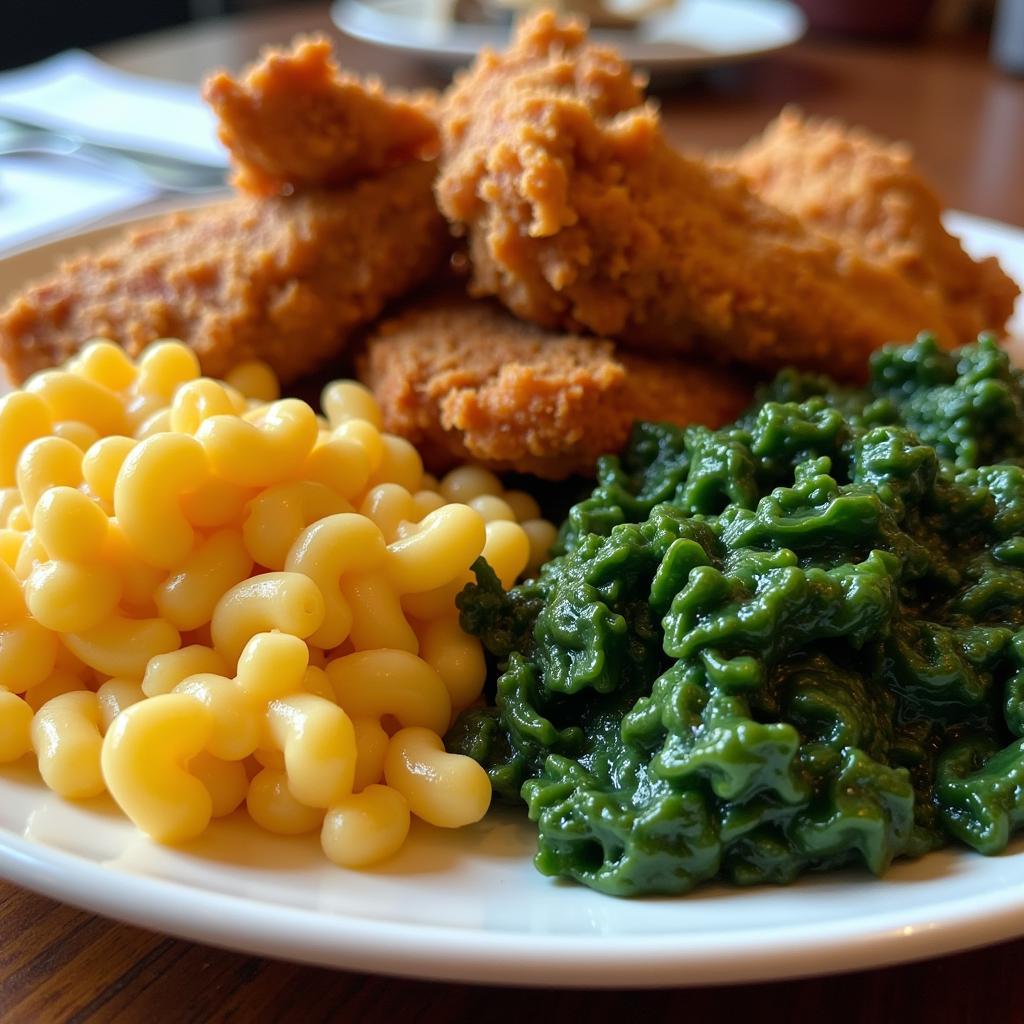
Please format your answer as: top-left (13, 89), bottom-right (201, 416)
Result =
top-left (0, 117), bottom-right (226, 194)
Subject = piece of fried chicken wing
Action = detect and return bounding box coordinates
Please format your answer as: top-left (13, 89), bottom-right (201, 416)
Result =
top-left (436, 12), bottom-right (1013, 382)
top-left (727, 108), bottom-right (1018, 344)
top-left (358, 295), bottom-right (752, 478)
top-left (204, 35), bottom-right (439, 197)
top-left (0, 161), bottom-right (448, 384)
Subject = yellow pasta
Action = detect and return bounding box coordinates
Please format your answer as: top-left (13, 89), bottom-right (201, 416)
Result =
top-left (327, 650), bottom-right (451, 735)
top-left (95, 678), bottom-right (145, 730)
top-left (341, 570), bottom-right (419, 654)
top-left (367, 435), bottom-right (423, 493)
top-left (301, 438), bottom-right (370, 501)
top-left (322, 380), bottom-right (382, 430)
top-left (503, 489), bottom-right (541, 522)
top-left (102, 693), bottom-right (214, 843)
top-left (0, 340), bottom-right (554, 870)
top-left (301, 665), bottom-right (336, 703)
top-left (63, 614), bottom-right (180, 679)
top-left (242, 481), bottom-right (349, 570)
top-left (31, 690), bottom-right (105, 799)
top-left (481, 519), bottom-right (531, 590)
top-left (25, 370), bottom-right (127, 437)
top-left (360, 483), bottom-right (417, 543)
top-left (114, 433), bottom-right (208, 569)
top-left (264, 694), bottom-right (357, 808)
top-left (134, 340), bottom-right (201, 405)
top-left (0, 560), bottom-right (58, 691)
top-left (196, 398), bottom-right (318, 487)
top-left (17, 436), bottom-right (83, 513)
top-left (101, 521), bottom-right (166, 613)
top-left (321, 785), bottom-right (410, 868)
top-left (0, 392), bottom-right (53, 486)
top-left (0, 530), bottom-right (22, 571)
top-left (135, 408), bottom-right (173, 439)
top-left (400, 574), bottom-right (472, 622)
top-left (331, 418), bottom-right (384, 474)
top-left (283, 514), bottom-right (387, 649)
top-left (416, 615), bottom-right (487, 711)
top-left (246, 767), bottom-right (323, 835)
top-left (0, 688), bottom-right (33, 762)
top-left (81, 436), bottom-right (136, 506)
top-left (169, 378), bottom-right (243, 434)
top-left (69, 339), bottom-right (138, 392)
top-left (439, 465), bottom-right (503, 503)
top-left (174, 674), bottom-right (262, 762)
top-left (522, 518), bottom-right (560, 574)
top-left (385, 505), bottom-right (486, 594)
top-left (25, 669), bottom-right (88, 712)
top-left (154, 529), bottom-right (253, 631)
top-left (190, 752), bottom-right (249, 818)
top-left (233, 631), bottom-right (309, 705)
top-left (142, 645), bottom-right (230, 698)
top-left (351, 718), bottom-right (390, 793)
top-left (225, 361), bottom-right (280, 404)
top-left (180, 476), bottom-right (254, 529)
top-left (52, 420), bottom-right (100, 452)
top-left (8, 505), bottom-right (31, 534)
top-left (468, 494), bottom-right (516, 523)
top-left (384, 727), bottom-right (491, 829)
top-left (210, 571), bottom-right (325, 664)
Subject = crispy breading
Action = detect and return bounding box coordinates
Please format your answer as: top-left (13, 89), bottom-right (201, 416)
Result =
top-left (204, 35), bottom-right (439, 196)
top-left (0, 161), bottom-right (448, 384)
top-left (436, 12), bottom-right (1012, 382)
top-left (727, 108), bottom-right (1019, 342)
top-left (358, 295), bottom-right (752, 478)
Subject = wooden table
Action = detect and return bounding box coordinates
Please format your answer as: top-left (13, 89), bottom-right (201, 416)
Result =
top-left (4, 6), bottom-right (1024, 1021)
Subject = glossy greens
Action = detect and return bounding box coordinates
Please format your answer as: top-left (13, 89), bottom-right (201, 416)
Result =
top-left (448, 336), bottom-right (1024, 896)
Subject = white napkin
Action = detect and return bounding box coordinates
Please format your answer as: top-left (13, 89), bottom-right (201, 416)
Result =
top-left (0, 51), bottom-right (228, 256)
top-left (0, 157), bottom-right (155, 256)
top-left (0, 50), bottom-right (227, 167)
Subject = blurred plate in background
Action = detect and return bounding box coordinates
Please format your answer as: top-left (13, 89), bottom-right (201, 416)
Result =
top-left (332, 0), bottom-right (807, 74)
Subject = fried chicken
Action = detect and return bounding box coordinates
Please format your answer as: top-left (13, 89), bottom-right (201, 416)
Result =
top-left (204, 35), bottom-right (439, 197)
top-left (728, 108), bottom-right (1019, 343)
top-left (436, 12), bottom-right (1012, 382)
top-left (0, 161), bottom-right (448, 384)
top-left (1, 40), bottom-right (451, 386)
top-left (359, 295), bottom-right (752, 478)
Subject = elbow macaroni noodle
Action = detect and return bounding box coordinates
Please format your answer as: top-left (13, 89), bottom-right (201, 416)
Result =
top-left (0, 339), bottom-right (556, 868)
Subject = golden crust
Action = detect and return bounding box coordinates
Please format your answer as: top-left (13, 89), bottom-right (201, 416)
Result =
top-left (358, 295), bottom-right (752, 478)
top-left (728, 108), bottom-right (1019, 341)
top-left (436, 12), bottom-right (1012, 383)
top-left (204, 35), bottom-right (439, 197)
top-left (0, 162), bottom-right (448, 384)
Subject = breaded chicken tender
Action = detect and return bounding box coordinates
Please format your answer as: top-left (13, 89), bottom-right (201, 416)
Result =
top-left (436, 13), bottom-right (1010, 381)
top-left (0, 161), bottom-right (448, 384)
top-left (728, 108), bottom-right (1018, 343)
top-left (204, 35), bottom-right (439, 196)
top-left (359, 295), bottom-right (751, 478)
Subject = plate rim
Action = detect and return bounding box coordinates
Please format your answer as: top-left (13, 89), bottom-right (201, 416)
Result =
top-left (331, 0), bottom-right (808, 71)
top-left (4, 822), bottom-right (1024, 987)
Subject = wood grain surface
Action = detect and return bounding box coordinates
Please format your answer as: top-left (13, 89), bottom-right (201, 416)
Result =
top-left (2, 881), bottom-right (1024, 1023)
top-left (3, 5), bottom-right (1024, 1021)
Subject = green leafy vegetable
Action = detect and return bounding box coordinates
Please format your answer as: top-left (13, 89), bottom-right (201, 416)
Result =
top-left (450, 335), bottom-right (1024, 896)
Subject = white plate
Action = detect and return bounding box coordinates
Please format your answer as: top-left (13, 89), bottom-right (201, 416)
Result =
top-left (0, 212), bottom-right (1023, 988)
top-left (332, 0), bottom-right (807, 75)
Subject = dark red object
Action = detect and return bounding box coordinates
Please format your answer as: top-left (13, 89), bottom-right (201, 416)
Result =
top-left (793, 0), bottom-right (936, 39)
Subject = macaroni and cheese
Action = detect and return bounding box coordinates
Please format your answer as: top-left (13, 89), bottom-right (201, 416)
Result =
top-left (0, 341), bottom-right (554, 867)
